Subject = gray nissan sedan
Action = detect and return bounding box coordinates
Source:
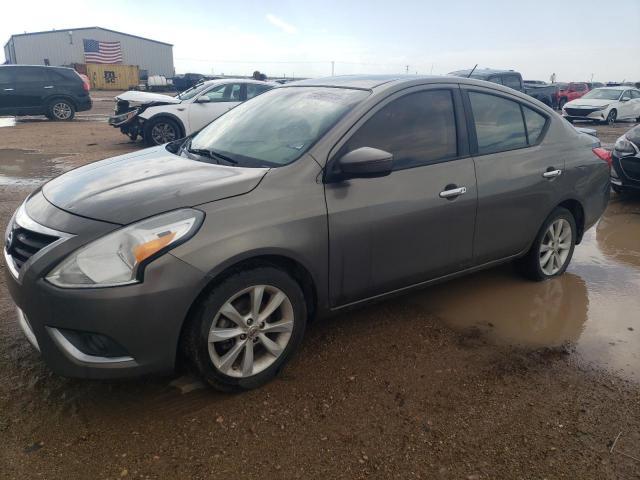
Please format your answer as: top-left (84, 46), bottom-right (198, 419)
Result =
top-left (4, 75), bottom-right (609, 391)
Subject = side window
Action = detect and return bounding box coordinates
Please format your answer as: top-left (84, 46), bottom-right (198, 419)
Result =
top-left (488, 76), bottom-right (503, 85)
top-left (575, 84), bottom-right (586, 92)
top-left (201, 83), bottom-right (242, 102)
top-left (503, 75), bottom-right (522, 90)
top-left (14, 67), bottom-right (47, 83)
top-left (622, 90), bottom-right (632, 101)
top-left (340, 89), bottom-right (457, 171)
top-left (246, 83), bottom-right (271, 100)
top-left (631, 90), bottom-right (640, 99)
top-left (468, 92), bottom-right (527, 154)
top-left (46, 69), bottom-right (68, 82)
top-left (523, 107), bottom-right (547, 144)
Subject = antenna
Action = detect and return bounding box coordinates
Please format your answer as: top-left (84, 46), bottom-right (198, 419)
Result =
top-left (467, 64), bottom-right (478, 78)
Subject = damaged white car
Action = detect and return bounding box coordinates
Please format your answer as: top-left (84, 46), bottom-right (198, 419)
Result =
top-left (108, 79), bottom-right (275, 146)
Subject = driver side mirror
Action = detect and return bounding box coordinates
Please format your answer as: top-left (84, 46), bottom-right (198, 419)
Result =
top-left (621, 98), bottom-right (630, 102)
top-left (196, 96), bottom-right (211, 103)
top-left (336, 147), bottom-right (393, 180)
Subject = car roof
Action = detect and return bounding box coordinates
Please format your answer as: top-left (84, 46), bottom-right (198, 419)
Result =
top-left (286, 75), bottom-right (406, 90)
top-left (448, 68), bottom-right (519, 78)
top-left (200, 78), bottom-right (277, 86)
top-left (594, 86), bottom-right (629, 91)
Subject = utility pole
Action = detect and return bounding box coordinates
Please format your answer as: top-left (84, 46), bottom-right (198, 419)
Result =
top-left (405, 65), bottom-right (409, 74)
top-left (331, 61), bottom-right (335, 76)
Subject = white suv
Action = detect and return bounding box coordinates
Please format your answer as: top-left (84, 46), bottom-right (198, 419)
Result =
top-left (109, 79), bottom-right (275, 145)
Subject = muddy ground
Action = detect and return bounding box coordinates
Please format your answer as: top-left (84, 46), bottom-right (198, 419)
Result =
top-left (0, 96), bottom-right (639, 480)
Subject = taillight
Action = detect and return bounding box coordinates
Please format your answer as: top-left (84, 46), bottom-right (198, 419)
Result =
top-left (592, 147), bottom-right (612, 167)
top-left (82, 81), bottom-right (90, 92)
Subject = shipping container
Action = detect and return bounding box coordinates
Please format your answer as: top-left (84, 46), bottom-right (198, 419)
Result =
top-left (86, 63), bottom-right (139, 90)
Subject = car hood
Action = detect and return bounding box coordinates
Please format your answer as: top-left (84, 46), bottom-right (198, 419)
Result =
top-left (565, 98), bottom-right (614, 108)
top-left (42, 146), bottom-right (268, 224)
top-left (115, 91), bottom-right (181, 105)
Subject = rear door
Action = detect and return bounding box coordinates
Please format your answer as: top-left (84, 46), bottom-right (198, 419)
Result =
top-left (188, 82), bottom-right (243, 132)
top-left (0, 67), bottom-right (16, 114)
top-left (325, 86), bottom-right (477, 306)
top-left (11, 66), bottom-right (48, 113)
top-left (463, 87), bottom-right (561, 265)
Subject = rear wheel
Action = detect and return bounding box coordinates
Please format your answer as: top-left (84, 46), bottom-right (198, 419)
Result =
top-left (144, 117), bottom-right (181, 146)
top-left (47, 99), bottom-right (75, 121)
top-left (516, 207), bottom-right (576, 281)
top-left (184, 267), bottom-right (307, 391)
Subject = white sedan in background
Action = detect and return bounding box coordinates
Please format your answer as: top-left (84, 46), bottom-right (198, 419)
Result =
top-left (109, 79), bottom-right (276, 145)
top-left (562, 86), bottom-right (640, 125)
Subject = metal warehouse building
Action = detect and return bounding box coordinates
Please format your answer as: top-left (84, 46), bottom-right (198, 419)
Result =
top-left (3, 27), bottom-right (174, 77)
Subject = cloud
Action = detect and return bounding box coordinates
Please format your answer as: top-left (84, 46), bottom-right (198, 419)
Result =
top-left (266, 14), bottom-right (298, 34)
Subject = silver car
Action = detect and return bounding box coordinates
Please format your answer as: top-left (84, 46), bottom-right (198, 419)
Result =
top-left (4, 75), bottom-right (610, 391)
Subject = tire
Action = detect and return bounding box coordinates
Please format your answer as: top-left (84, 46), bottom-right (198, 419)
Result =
top-left (558, 98), bottom-right (567, 110)
top-left (516, 207), bottom-right (577, 281)
top-left (144, 117), bottom-right (181, 146)
top-left (606, 109), bottom-right (617, 125)
top-left (184, 266), bottom-right (307, 391)
top-left (47, 99), bottom-right (75, 121)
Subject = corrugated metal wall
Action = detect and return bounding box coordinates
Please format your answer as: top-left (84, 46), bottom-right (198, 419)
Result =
top-left (5, 28), bottom-right (173, 77)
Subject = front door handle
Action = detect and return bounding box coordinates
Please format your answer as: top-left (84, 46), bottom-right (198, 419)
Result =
top-left (439, 186), bottom-right (467, 199)
top-left (3, 88), bottom-right (14, 91)
top-left (43, 85), bottom-right (54, 89)
top-left (542, 169), bottom-right (562, 179)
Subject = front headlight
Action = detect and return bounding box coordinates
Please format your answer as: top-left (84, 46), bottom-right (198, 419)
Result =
top-left (46, 209), bottom-right (204, 288)
top-left (594, 104), bottom-right (609, 111)
top-left (613, 137), bottom-right (638, 158)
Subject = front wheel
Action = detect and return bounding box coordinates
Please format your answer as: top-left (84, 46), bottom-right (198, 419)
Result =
top-left (516, 207), bottom-right (576, 281)
top-left (606, 109), bottom-right (617, 125)
top-left (558, 98), bottom-right (567, 110)
top-left (144, 117), bottom-right (181, 146)
top-left (184, 267), bottom-right (307, 391)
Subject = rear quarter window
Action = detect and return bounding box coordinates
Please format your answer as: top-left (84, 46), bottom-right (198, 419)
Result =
top-left (523, 107), bottom-right (547, 144)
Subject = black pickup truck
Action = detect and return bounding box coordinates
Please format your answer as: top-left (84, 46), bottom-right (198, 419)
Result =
top-left (449, 68), bottom-right (558, 109)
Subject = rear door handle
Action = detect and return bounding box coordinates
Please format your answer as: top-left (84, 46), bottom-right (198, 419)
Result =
top-left (439, 186), bottom-right (467, 199)
top-left (3, 88), bottom-right (14, 91)
top-left (43, 85), bottom-right (54, 89)
top-left (542, 169), bottom-right (562, 179)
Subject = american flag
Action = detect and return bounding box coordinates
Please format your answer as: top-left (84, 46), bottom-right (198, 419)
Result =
top-left (83, 39), bottom-right (122, 64)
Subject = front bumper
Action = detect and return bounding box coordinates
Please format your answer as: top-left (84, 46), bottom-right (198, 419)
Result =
top-left (4, 193), bottom-right (207, 379)
top-left (611, 154), bottom-right (640, 190)
top-left (562, 108), bottom-right (608, 122)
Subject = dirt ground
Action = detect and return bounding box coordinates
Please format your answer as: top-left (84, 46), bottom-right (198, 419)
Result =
top-left (0, 97), bottom-right (640, 480)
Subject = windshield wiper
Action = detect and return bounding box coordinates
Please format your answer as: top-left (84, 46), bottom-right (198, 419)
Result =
top-left (187, 147), bottom-right (238, 165)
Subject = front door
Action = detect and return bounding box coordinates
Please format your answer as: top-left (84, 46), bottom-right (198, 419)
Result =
top-left (618, 90), bottom-right (639, 120)
top-left (325, 86), bottom-right (477, 306)
top-left (0, 67), bottom-right (16, 114)
top-left (189, 83), bottom-right (243, 132)
top-left (463, 87), bottom-right (564, 265)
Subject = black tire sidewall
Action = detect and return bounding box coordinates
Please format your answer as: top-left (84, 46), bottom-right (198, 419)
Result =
top-left (187, 267), bottom-right (307, 391)
top-left (529, 207), bottom-right (577, 280)
top-left (607, 109), bottom-right (617, 124)
top-left (144, 117), bottom-right (181, 146)
top-left (47, 99), bottom-right (75, 121)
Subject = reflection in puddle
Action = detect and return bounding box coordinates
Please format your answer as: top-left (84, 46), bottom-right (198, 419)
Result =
top-left (0, 148), bottom-right (73, 186)
top-left (406, 197), bottom-right (640, 381)
top-left (0, 117), bottom-right (16, 128)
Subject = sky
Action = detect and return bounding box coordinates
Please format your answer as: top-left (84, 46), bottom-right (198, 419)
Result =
top-left (2, 0), bottom-right (639, 82)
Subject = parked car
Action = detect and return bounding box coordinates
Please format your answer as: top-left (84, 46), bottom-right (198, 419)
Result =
top-left (562, 86), bottom-right (640, 124)
top-left (5, 75), bottom-right (610, 391)
top-left (449, 68), bottom-right (558, 108)
top-left (171, 73), bottom-right (207, 91)
top-left (611, 123), bottom-right (640, 194)
top-left (0, 65), bottom-right (92, 120)
top-left (555, 82), bottom-right (590, 110)
top-left (108, 79), bottom-right (275, 146)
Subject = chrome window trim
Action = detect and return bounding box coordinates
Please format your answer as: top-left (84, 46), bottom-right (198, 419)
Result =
top-left (47, 327), bottom-right (135, 365)
top-left (4, 203), bottom-right (74, 281)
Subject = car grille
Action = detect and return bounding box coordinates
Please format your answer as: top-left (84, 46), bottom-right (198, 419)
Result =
top-left (6, 225), bottom-right (58, 271)
top-left (620, 157), bottom-right (640, 181)
top-left (565, 108), bottom-right (598, 117)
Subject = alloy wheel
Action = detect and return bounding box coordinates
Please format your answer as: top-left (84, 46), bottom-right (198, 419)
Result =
top-left (150, 122), bottom-right (177, 144)
top-left (539, 218), bottom-right (572, 276)
top-left (607, 110), bottom-right (617, 125)
top-left (208, 285), bottom-right (294, 378)
top-left (52, 102), bottom-right (72, 120)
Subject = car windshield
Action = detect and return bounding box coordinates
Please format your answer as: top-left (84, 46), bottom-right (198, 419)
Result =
top-left (189, 87), bottom-right (370, 167)
top-left (175, 83), bottom-right (210, 101)
top-left (581, 89), bottom-right (622, 100)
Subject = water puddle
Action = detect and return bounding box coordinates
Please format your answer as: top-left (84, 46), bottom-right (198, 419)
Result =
top-left (406, 197), bottom-right (640, 382)
top-left (0, 148), bottom-right (74, 185)
top-left (0, 117), bottom-right (16, 128)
